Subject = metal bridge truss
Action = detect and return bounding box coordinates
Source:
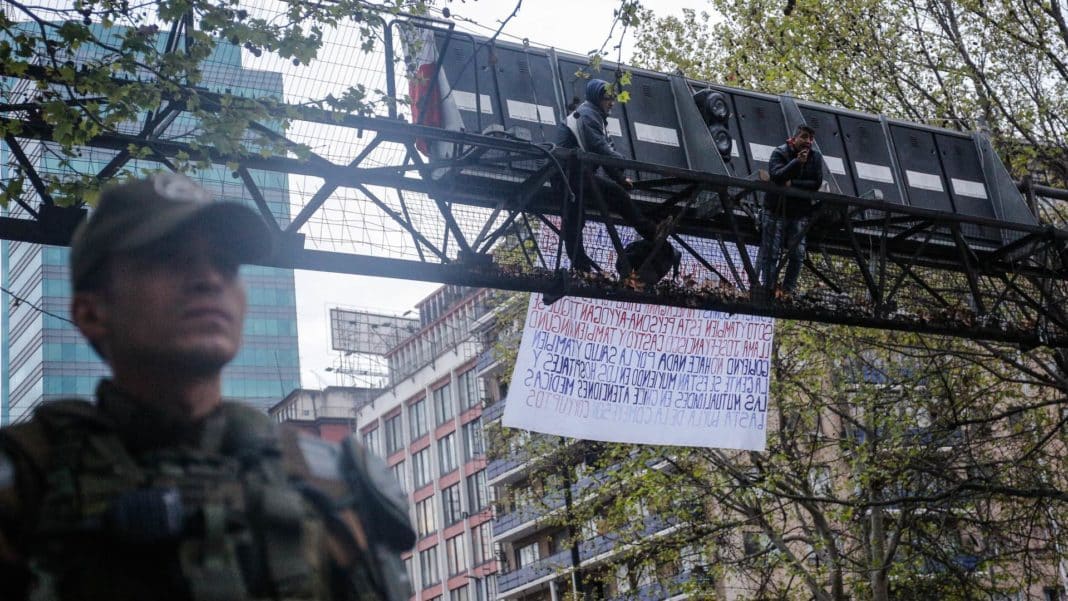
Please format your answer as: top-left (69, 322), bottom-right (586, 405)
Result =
top-left (2, 21), bottom-right (1068, 349)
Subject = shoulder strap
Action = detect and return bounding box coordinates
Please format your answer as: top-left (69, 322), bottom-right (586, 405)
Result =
top-left (0, 399), bottom-right (108, 476)
top-left (338, 438), bottom-right (415, 552)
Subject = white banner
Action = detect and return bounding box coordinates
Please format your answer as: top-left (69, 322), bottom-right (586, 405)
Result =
top-left (503, 295), bottom-right (773, 450)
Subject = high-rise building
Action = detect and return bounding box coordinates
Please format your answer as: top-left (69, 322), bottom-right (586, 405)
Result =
top-left (1, 27), bottom-right (300, 422)
top-left (354, 285), bottom-right (499, 601)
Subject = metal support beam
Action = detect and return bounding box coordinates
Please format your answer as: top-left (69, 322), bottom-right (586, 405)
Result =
top-left (2, 73), bottom-right (1068, 348)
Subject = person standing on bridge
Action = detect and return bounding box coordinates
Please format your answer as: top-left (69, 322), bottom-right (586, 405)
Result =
top-left (757, 124), bottom-right (823, 297)
top-left (553, 79), bottom-right (660, 273)
top-left (0, 174), bottom-right (414, 600)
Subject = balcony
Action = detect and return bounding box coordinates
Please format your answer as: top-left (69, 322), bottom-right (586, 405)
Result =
top-left (482, 400), bottom-right (505, 422)
top-left (492, 503), bottom-right (547, 540)
top-left (493, 463), bottom-right (642, 542)
top-left (497, 515), bottom-right (676, 595)
top-left (486, 455), bottom-right (525, 483)
top-left (476, 347), bottom-right (498, 375)
top-left (579, 515), bottom-right (674, 563)
top-left (496, 547), bottom-right (572, 594)
top-left (492, 473), bottom-right (603, 541)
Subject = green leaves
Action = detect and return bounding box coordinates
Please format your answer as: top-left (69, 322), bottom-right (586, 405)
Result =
top-left (2, 0), bottom-right (429, 206)
top-left (0, 176), bottom-right (25, 210)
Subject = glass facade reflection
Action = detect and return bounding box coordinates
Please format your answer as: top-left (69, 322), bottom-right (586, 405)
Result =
top-left (1, 29), bottom-right (299, 422)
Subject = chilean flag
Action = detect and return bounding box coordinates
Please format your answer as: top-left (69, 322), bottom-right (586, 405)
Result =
top-left (400, 25), bottom-right (443, 154)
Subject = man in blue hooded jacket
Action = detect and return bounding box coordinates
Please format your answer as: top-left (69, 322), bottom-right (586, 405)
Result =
top-left (552, 79), bottom-right (659, 272)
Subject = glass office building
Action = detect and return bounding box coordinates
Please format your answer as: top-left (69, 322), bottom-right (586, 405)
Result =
top-left (1, 28), bottom-right (300, 422)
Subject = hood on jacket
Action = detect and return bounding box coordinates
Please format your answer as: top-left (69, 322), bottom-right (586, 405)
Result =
top-left (585, 79), bottom-right (612, 105)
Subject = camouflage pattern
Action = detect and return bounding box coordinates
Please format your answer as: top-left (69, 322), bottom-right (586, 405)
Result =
top-left (0, 382), bottom-right (414, 601)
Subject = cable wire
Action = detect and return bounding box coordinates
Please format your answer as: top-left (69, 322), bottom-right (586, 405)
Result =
top-left (1, 285), bottom-right (76, 325)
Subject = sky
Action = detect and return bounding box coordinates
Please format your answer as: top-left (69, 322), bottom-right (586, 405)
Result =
top-left (292, 0), bottom-right (703, 388)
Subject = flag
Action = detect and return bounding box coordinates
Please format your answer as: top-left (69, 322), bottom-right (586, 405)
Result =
top-left (400, 24), bottom-right (443, 154)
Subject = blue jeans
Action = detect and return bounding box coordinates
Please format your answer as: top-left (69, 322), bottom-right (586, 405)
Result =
top-left (757, 211), bottom-right (808, 292)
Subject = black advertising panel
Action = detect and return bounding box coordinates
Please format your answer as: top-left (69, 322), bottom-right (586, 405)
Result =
top-left (434, 31), bottom-right (501, 133)
top-left (936, 134), bottom-right (995, 220)
top-left (799, 106), bottom-right (856, 196)
top-left (889, 125), bottom-right (953, 213)
top-left (936, 132), bottom-right (999, 241)
top-left (556, 58), bottom-right (635, 160)
top-left (491, 44), bottom-right (561, 144)
top-left (419, 27), bottom-right (1037, 245)
top-left (838, 115), bottom-right (903, 204)
top-left (619, 73), bottom-right (688, 169)
top-left (731, 93), bottom-right (787, 173)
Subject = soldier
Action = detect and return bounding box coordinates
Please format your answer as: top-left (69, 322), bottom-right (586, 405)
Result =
top-left (0, 174), bottom-right (415, 600)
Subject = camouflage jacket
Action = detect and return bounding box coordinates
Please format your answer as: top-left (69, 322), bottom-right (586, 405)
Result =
top-left (0, 381), bottom-right (415, 601)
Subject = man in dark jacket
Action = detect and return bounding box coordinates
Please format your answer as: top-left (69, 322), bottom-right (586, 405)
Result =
top-left (552, 79), bottom-right (658, 271)
top-left (757, 124), bottom-right (823, 295)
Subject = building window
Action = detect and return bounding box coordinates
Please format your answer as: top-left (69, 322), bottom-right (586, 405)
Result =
top-left (467, 470), bottom-right (488, 511)
top-left (516, 542), bottom-right (540, 568)
top-left (446, 535), bottom-right (467, 576)
top-left (362, 428), bottom-right (380, 457)
top-left (433, 382), bottom-right (454, 424)
top-left (450, 584), bottom-right (470, 601)
top-left (416, 496), bottom-right (438, 537)
top-left (472, 522), bottom-right (493, 565)
top-left (385, 414), bottom-right (404, 454)
top-left (404, 556), bottom-right (415, 591)
top-left (409, 398), bottom-right (429, 440)
top-left (462, 420), bottom-right (484, 460)
top-left (420, 546), bottom-right (440, 587)
top-left (457, 369), bottom-right (482, 409)
top-left (391, 460), bottom-right (408, 494)
top-left (412, 448), bottom-right (433, 489)
top-left (442, 484), bottom-right (463, 525)
top-left (438, 432), bottom-right (458, 475)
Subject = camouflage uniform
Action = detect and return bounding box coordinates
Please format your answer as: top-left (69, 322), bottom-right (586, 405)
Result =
top-left (0, 384), bottom-right (414, 600)
top-left (0, 174), bottom-right (414, 600)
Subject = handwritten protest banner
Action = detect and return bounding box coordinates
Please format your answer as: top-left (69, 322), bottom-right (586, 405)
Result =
top-left (503, 294), bottom-right (774, 450)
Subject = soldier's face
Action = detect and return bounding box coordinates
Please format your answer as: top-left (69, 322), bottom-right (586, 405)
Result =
top-left (78, 227), bottom-right (248, 376)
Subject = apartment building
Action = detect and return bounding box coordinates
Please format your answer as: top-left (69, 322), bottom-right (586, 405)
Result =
top-left (472, 292), bottom-right (1068, 601)
top-left (268, 385), bottom-right (380, 442)
top-left (473, 294), bottom-right (703, 601)
top-left (355, 285), bottom-right (499, 601)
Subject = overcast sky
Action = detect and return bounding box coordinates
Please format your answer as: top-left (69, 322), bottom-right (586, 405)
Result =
top-left (293, 0), bottom-right (702, 388)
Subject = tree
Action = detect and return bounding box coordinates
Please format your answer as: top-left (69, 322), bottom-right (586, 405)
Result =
top-left (634, 0), bottom-right (1068, 207)
top-left (489, 320), bottom-right (1066, 600)
top-left (484, 4), bottom-right (1068, 599)
top-left (636, 0), bottom-right (1068, 177)
top-left (0, 0), bottom-right (433, 207)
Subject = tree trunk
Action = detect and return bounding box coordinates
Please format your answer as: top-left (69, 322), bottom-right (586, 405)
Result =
top-left (870, 507), bottom-right (890, 601)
